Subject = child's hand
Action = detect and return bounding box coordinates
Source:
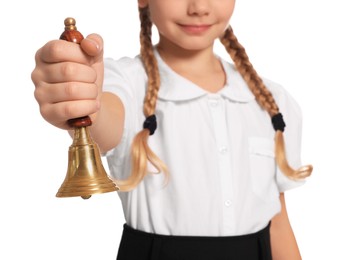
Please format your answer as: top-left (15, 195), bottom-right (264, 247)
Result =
top-left (32, 34), bottom-right (104, 130)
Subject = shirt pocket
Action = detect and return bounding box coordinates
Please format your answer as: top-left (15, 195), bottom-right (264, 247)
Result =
top-left (248, 137), bottom-right (279, 202)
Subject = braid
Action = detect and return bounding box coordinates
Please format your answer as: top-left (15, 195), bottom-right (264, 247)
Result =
top-left (117, 7), bottom-right (168, 191)
top-left (139, 7), bottom-right (160, 116)
top-left (220, 27), bottom-right (278, 116)
top-left (220, 26), bottom-right (312, 180)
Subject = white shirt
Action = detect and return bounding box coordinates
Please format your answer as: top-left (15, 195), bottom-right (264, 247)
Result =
top-left (103, 50), bottom-right (305, 236)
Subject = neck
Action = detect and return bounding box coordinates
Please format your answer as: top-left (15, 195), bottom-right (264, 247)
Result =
top-left (156, 40), bottom-right (220, 75)
top-left (155, 38), bottom-right (226, 93)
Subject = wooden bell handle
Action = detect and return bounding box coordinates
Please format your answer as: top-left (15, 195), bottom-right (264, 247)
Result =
top-left (60, 17), bottom-right (92, 128)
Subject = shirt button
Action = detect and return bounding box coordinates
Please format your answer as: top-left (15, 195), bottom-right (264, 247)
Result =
top-left (209, 99), bottom-right (219, 107)
top-left (224, 200), bottom-right (232, 207)
top-left (219, 146), bottom-right (228, 154)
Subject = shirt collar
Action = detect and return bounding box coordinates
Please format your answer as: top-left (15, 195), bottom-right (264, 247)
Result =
top-left (154, 49), bottom-right (255, 103)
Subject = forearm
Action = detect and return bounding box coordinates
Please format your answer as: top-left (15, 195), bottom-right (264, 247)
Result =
top-left (270, 193), bottom-right (302, 260)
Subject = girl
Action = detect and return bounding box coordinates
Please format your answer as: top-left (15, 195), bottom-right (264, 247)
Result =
top-left (32, 0), bottom-right (312, 259)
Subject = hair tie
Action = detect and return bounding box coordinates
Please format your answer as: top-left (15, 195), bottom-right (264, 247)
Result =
top-left (143, 114), bottom-right (157, 135)
top-left (271, 113), bottom-right (286, 132)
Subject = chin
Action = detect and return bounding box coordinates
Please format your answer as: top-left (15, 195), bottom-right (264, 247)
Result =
top-left (182, 45), bottom-right (214, 52)
top-left (177, 39), bottom-right (216, 51)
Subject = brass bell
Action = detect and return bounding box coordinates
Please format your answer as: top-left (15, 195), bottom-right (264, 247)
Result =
top-left (56, 123), bottom-right (119, 199)
top-left (56, 18), bottom-right (119, 199)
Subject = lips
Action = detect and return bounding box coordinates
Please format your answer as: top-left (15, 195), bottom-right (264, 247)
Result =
top-left (178, 24), bottom-right (212, 34)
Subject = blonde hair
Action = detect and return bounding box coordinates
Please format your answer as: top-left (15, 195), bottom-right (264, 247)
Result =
top-left (118, 7), bottom-right (311, 190)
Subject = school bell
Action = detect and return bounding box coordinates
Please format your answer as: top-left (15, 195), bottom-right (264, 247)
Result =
top-left (56, 17), bottom-right (119, 199)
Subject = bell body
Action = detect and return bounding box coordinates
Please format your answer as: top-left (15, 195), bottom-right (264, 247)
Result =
top-left (56, 127), bottom-right (119, 199)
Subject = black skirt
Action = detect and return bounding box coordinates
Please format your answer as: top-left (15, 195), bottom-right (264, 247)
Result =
top-left (116, 223), bottom-right (272, 260)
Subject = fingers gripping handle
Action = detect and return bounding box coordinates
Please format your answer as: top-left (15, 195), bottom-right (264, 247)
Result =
top-left (60, 17), bottom-right (92, 128)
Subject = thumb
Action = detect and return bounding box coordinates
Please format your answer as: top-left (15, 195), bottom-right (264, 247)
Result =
top-left (80, 33), bottom-right (104, 59)
top-left (81, 34), bottom-right (105, 93)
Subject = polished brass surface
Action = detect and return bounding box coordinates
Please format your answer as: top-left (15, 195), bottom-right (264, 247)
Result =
top-left (64, 17), bottom-right (77, 30)
top-left (56, 127), bottom-right (119, 199)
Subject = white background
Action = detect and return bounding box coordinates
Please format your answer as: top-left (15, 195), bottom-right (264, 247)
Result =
top-left (0, 1), bottom-right (339, 259)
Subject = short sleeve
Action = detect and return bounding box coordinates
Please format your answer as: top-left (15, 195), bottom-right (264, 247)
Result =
top-left (264, 79), bottom-right (307, 192)
top-left (103, 57), bottom-right (134, 116)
